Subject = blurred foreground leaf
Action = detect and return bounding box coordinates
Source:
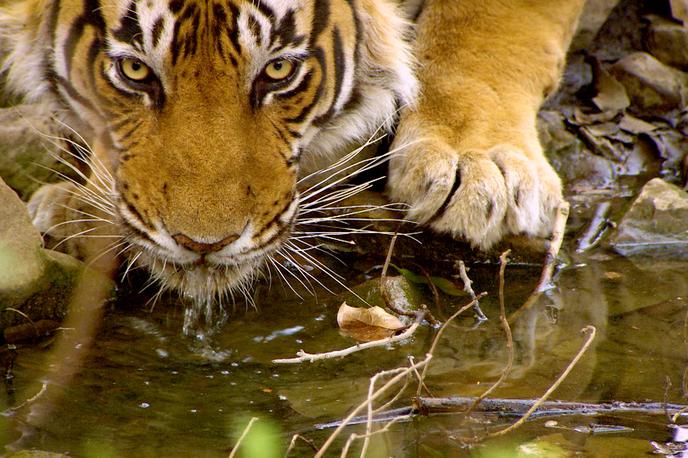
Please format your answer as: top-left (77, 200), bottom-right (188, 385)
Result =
top-left (391, 264), bottom-right (466, 297)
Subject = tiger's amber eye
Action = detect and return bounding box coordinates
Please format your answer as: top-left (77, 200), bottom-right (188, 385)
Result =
top-left (264, 59), bottom-right (295, 81)
top-left (119, 58), bottom-right (152, 82)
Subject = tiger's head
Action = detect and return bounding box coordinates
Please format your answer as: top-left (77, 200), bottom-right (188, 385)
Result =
top-left (0, 0), bottom-right (416, 303)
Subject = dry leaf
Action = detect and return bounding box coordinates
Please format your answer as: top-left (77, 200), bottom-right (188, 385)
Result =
top-left (337, 302), bottom-right (405, 342)
top-left (592, 67), bottom-right (630, 112)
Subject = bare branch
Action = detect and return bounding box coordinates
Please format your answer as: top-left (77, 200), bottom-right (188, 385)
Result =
top-left (462, 251), bottom-right (513, 419)
top-left (316, 355), bottom-right (432, 457)
top-left (485, 325), bottom-right (597, 438)
top-left (272, 312), bottom-right (425, 364)
top-left (458, 261), bottom-right (487, 321)
top-left (509, 201), bottom-right (570, 323)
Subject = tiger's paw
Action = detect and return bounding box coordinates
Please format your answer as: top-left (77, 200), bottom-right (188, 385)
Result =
top-left (387, 138), bottom-right (562, 249)
top-left (27, 181), bottom-right (79, 240)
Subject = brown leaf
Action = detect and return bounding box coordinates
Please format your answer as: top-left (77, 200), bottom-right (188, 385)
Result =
top-left (592, 67), bottom-right (630, 113)
top-left (337, 302), bottom-right (405, 342)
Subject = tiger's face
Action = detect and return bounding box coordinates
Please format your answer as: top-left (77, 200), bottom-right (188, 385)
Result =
top-left (4, 0), bottom-right (416, 302)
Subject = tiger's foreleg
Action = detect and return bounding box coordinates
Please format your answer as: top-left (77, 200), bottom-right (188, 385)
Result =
top-left (388, 0), bottom-right (585, 248)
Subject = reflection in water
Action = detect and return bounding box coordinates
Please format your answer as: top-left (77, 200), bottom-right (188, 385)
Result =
top-left (2, 250), bottom-right (688, 456)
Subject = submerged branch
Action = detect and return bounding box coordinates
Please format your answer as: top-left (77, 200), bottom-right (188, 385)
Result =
top-left (414, 397), bottom-right (688, 419)
top-left (509, 200), bottom-right (570, 323)
top-left (316, 397), bottom-right (688, 431)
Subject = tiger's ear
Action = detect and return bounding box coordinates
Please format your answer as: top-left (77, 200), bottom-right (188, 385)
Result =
top-left (356, 0), bottom-right (418, 108)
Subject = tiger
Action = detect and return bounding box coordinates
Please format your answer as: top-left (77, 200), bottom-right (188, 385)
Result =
top-left (0, 0), bottom-right (586, 306)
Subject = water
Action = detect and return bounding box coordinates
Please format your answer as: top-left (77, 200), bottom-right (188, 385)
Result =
top-left (2, 238), bottom-right (688, 456)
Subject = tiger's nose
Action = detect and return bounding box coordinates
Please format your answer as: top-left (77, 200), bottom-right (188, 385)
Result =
top-left (173, 233), bottom-right (240, 254)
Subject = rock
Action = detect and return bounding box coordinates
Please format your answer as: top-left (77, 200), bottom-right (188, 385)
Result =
top-left (538, 110), bottom-right (616, 192)
top-left (670, 0), bottom-right (688, 24)
top-left (610, 52), bottom-right (688, 115)
top-left (571, 0), bottom-right (622, 51)
top-left (0, 178), bottom-right (111, 333)
top-left (0, 178), bottom-right (45, 294)
top-left (645, 16), bottom-right (688, 70)
top-left (609, 178), bottom-right (688, 257)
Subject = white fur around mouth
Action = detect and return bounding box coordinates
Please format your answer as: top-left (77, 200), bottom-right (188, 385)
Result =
top-left (128, 246), bottom-right (266, 303)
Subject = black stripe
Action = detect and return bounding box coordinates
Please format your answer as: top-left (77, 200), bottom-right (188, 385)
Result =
top-left (254, 0), bottom-right (276, 25)
top-left (312, 27), bottom-right (345, 127)
top-left (86, 36), bottom-right (108, 106)
top-left (45, 0), bottom-right (62, 97)
top-left (151, 16), bottom-right (165, 47)
top-left (54, 75), bottom-right (98, 112)
top-left (275, 69), bottom-right (314, 101)
top-left (272, 10), bottom-right (304, 47)
top-left (311, 0), bottom-right (330, 47)
top-left (100, 65), bottom-right (139, 102)
top-left (112, 1), bottom-right (143, 45)
top-left (226, 3), bottom-right (242, 56)
top-left (253, 196), bottom-right (296, 240)
top-left (285, 48), bottom-right (326, 124)
top-left (171, 3), bottom-right (199, 65)
top-left (348, 0), bottom-right (362, 75)
top-left (117, 119), bottom-right (143, 142)
top-left (63, 16), bottom-right (85, 77)
top-left (62, 0), bottom-right (104, 80)
top-left (169, 0), bottom-right (184, 14)
top-left (248, 13), bottom-right (263, 46)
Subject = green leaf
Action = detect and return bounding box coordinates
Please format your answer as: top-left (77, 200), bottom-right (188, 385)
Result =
top-left (390, 264), bottom-right (466, 297)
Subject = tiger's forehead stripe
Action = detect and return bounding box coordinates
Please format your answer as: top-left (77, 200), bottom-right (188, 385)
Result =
top-left (41, 0), bottom-right (363, 157)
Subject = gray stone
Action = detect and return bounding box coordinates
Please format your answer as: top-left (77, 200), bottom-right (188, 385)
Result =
top-left (609, 178), bottom-right (688, 257)
top-left (571, 0), bottom-right (622, 51)
top-left (610, 52), bottom-right (688, 115)
top-left (538, 110), bottom-right (616, 192)
top-left (0, 177), bottom-right (107, 331)
top-left (645, 16), bottom-right (688, 71)
top-left (671, 0), bottom-right (688, 24)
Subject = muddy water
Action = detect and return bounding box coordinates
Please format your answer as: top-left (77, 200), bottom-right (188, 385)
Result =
top-left (2, 246), bottom-right (688, 457)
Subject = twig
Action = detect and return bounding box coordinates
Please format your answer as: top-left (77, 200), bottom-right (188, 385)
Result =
top-left (509, 201), bottom-right (570, 323)
top-left (407, 355), bottom-right (433, 398)
top-left (3, 382), bottom-right (47, 414)
top-left (360, 367), bottom-right (408, 457)
top-left (380, 232), bottom-right (439, 326)
top-left (458, 261), bottom-right (487, 321)
top-left (229, 417), bottom-right (259, 458)
top-left (340, 415), bottom-right (407, 458)
top-left (380, 232), bottom-right (398, 279)
top-left (672, 405), bottom-right (688, 423)
top-left (284, 434), bottom-right (319, 457)
top-left (462, 251), bottom-right (513, 419)
top-left (272, 312), bottom-right (426, 364)
top-left (415, 294), bottom-right (487, 397)
top-left (2, 307), bottom-right (37, 328)
top-left (417, 264), bottom-right (441, 308)
top-left (576, 201), bottom-right (611, 252)
top-left (485, 325), bottom-right (596, 438)
top-left (315, 355), bottom-right (432, 458)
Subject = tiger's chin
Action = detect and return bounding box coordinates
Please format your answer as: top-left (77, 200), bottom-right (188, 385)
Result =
top-left (129, 248), bottom-right (264, 316)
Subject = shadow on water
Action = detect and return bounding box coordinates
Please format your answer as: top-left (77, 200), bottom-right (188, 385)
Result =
top-left (2, 239), bottom-right (688, 457)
